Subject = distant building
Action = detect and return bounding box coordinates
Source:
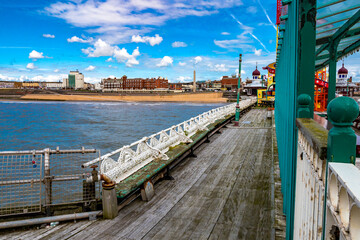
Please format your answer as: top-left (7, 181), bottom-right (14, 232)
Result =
top-left (336, 63), bottom-right (357, 96)
top-left (94, 83), bottom-right (102, 91)
top-left (0, 81), bottom-right (15, 88)
top-left (22, 82), bottom-right (40, 89)
top-left (221, 76), bottom-right (239, 90)
top-left (64, 70), bottom-right (84, 89)
top-left (169, 83), bottom-right (182, 90)
top-left (45, 82), bottom-right (62, 89)
top-left (244, 66), bottom-right (266, 95)
top-left (102, 75), bottom-right (169, 91)
top-left (212, 80), bottom-right (222, 89)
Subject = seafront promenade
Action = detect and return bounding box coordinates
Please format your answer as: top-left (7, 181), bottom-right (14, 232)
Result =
top-left (0, 108), bottom-right (285, 239)
top-left (11, 92), bottom-right (228, 103)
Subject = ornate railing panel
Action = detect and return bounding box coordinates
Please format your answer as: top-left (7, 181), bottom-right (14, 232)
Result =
top-left (327, 162), bottom-right (360, 240)
top-left (83, 99), bottom-right (256, 183)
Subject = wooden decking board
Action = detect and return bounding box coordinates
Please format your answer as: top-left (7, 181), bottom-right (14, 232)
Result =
top-left (1, 108), bottom-right (278, 240)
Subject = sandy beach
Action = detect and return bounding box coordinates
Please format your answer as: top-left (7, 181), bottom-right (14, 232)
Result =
top-left (19, 92), bottom-right (228, 103)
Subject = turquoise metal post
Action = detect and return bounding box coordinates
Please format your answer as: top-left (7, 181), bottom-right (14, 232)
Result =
top-left (328, 44), bottom-right (337, 104)
top-left (327, 97), bottom-right (359, 163)
top-left (321, 97), bottom-right (359, 239)
top-left (234, 54), bottom-right (242, 126)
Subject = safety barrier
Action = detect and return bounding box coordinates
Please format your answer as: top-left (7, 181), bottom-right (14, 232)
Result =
top-left (294, 119), bottom-right (327, 239)
top-left (0, 148), bottom-right (99, 217)
top-left (327, 162), bottom-right (360, 239)
top-left (83, 99), bottom-right (256, 183)
top-left (292, 97), bottom-right (359, 240)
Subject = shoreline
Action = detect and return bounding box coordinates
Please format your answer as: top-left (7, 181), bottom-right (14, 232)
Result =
top-left (14, 92), bottom-right (229, 103)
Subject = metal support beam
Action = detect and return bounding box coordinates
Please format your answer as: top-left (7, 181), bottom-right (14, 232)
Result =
top-left (316, 10), bottom-right (360, 55)
top-left (297, 0), bottom-right (317, 116)
top-left (328, 43), bottom-right (337, 104)
top-left (315, 39), bottom-right (360, 70)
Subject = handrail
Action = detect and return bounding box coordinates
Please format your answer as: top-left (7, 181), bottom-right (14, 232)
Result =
top-left (83, 99), bottom-right (256, 183)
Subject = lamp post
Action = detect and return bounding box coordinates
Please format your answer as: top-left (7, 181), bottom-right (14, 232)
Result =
top-left (234, 54), bottom-right (242, 126)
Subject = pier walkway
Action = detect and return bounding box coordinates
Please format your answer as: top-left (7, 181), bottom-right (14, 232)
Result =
top-left (1, 109), bottom-right (283, 240)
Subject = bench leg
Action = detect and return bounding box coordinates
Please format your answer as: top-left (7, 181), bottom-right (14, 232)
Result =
top-left (204, 135), bottom-right (210, 143)
top-left (163, 167), bottom-right (175, 181)
top-left (141, 180), bottom-right (155, 201)
top-left (189, 147), bottom-right (197, 158)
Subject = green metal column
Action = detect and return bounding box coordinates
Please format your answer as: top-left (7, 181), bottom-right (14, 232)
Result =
top-left (234, 54), bottom-right (242, 126)
top-left (328, 43), bottom-right (337, 104)
top-left (297, 0), bottom-right (317, 117)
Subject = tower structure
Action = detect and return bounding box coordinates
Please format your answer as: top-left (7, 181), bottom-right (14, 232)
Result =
top-left (193, 70), bottom-right (196, 92)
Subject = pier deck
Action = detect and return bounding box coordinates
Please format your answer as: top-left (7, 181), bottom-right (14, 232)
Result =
top-left (1, 109), bottom-right (282, 240)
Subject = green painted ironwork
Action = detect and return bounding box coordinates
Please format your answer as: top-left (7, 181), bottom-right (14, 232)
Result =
top-left (275, 0), bottom-right (299, 239)
top-left (234, 54), bottom-right (242, 126)
top-left (327, 97), bottom-right (359, 163)
top-left (297, 94), bottom-right (312, 118)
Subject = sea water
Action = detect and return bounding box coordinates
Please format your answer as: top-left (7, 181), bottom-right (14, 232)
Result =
top-left (0, 101), bottom-right (226, 153)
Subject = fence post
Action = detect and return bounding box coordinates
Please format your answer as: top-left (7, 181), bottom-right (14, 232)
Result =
top-left (44, 148), bottom-right (52, 215)
top-left (102, 181), bottom-right (118, 219)
top-left (297, 94), bottom-right (311, 118)
top-left (327, 97), bottom-right (358, 163)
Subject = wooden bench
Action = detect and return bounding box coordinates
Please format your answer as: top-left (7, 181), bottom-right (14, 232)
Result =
top-left (115, 104), bottom-right (254, 205)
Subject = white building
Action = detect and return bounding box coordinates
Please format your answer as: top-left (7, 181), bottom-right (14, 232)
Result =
top-left (46, 82), bottom-right (62, 89)
top-left (64, 70), bottom-right (84, 89)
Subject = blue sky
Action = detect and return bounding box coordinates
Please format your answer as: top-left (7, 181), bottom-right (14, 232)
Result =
top-left (0, 0), bottom-right (359, 83)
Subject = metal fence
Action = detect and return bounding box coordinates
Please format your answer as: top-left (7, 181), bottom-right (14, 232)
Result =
top-left (0, 148), bottom-right (100, 217)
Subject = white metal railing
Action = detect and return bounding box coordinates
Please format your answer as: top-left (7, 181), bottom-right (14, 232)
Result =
top-left (294, 130), bottom-right (326, 240)
top-left (326, 162), bottom-right (360, 240)
top-left (83, 99), bottom-right (256, 183)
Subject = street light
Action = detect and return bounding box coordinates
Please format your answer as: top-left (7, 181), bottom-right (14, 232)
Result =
top-left (234, 54), bottom-right (242, 126)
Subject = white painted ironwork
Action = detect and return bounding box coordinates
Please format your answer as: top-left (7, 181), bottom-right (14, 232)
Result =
top-left (84, 99), bottom-right (256, 183)
top-left (294, 130), bottom-right (325, 240)
top-left (326, 162), bottom-right (360, 240)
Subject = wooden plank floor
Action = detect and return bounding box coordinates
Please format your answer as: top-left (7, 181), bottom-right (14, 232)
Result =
top-left (0, 109), bottom-right (275, 240)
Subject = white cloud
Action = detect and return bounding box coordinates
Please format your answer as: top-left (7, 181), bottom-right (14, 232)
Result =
top-left (113, 47), bottom-right (140, 67)
top-left (29, 50), bottom-right (44, 59)
top-left (246, 6), bottom-right (257, 14)
top-left (82, 39), bottom-right (140, 67)
top-left (26, 63), bottom-right (36, 69)
top-left (45, 1), bottom-right (243, 44)
top-left (221, 32), bottom-right (230, 35)
top-left (241, 70), bottom-right (246, 74)
top-left (194, 56), bottom-right (202, 64)
top-left (67, 36), bottom-right (93, 43)
top-left (0, 74), bottom-right (16, 81)
top-left (179, 62), bottom-right (186, 66)
top-left (54, 69), bottom-right (60, 73)
top-left (131, 34), bottom-right (163, 46)
top-left (172, 41), bottom-right (187, 48)
top-left (84, 77), bottom-right (100, 84)
top-left (31, 74), bottom-right (67, 82)
top-left (85, 65), bottom-right (96, 71)
top-left (208, 63), bottom-right (229, 72)
top-left (177, 76), bottom-right (192, 82)
top-left (256, 0), bottom-right (277, 31)
top-left (82, 39), bottom-right (114, 57)
top-left (254, 49), bottom-right (262, 56)
top-left (43, 34), bottom-right (55, 38)
top-left (157, 56), bottom-right (173, 67)
top-left (229, 14), bottom-right (270, 53)
top-left (106, 57), bottom-right (113, 62)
